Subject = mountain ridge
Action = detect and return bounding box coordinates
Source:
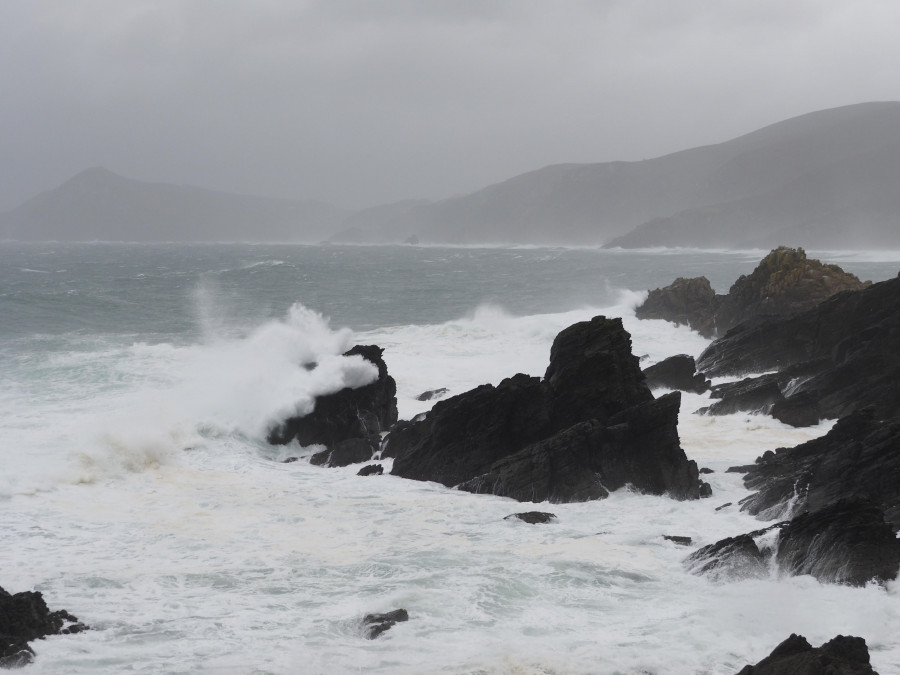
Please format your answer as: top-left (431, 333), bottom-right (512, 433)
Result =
top-left (4, 101), bottom-right (900, 247)
top-left (0, 167), bottom-right (350, 242)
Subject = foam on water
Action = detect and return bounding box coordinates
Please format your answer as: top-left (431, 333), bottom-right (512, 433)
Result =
top-left (1, 300), bottom-right (376, 495)
top-left (3, 246), bottom-right (899, 674)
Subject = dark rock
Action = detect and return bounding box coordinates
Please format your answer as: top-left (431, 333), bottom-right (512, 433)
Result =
top-left (685, 525), bottom-right (782, 581)
top-left (282, 457), bottom-right (299, 463)
top-left (362, 609), bottom-right (409, 639)
top-left (663, 535), bottom-right (692, 545)
top-left (770, 391), bottom-right (821, 428)
top-left (379, 418), bottom-right (430, 461)
top-left (697, 279), bottom-right (900, 423)
top-left (776, 499), bottom-right (900, 586)
top-left (309, 437), bottom-right (377, 467)
top-left (738, 409), bottom-right (900, 526)
top-left (0, 641), bottom-right (34, 669)
top-left (542, 316), bottom-right (653, 431)
top-left (357, 463), bottom-right (384, 476)
top-left (642, 354), bottom-right (710, 393)
top-left (696, 275), bottom-right (900, 423)
top-left (737, 633), bottom-right (878, 675)
top-left (416, 387), bottom-right (449, 401)
top-left (699, 361), bottom-right (828, 426)
top-left (390, 317), bottom-right (704, 503)
top-left (504, 512), bottom-right (557, 524)
top-left (267, 345), bottom-right (398, 448)
top-left (391, 373), bottom-right (553, 488)
top-left (701, 377), bottom-right (785, 417)
top-left (596, 393), bottom-right (704, 500)
top-left (699, 467), bottom-right (714, 474)
top-left (715, 247), bottom-right (870, 337)
top-left (715, 502), bottom-right (733, 511)
top-left (635, 276), bottom-right (719, 338)
top-left (637, 248), bottom-right (871, 341)
top-left (458, 421), bottom-right (610, 503)
top-left (0, 586), bottom-right (88, 668)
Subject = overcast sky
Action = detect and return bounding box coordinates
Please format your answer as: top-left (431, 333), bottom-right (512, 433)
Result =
top-left (2, 0), bottom-right (899, 211)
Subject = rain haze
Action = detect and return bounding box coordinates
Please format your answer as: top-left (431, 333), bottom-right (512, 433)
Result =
top-left (2, 0), bottom-right (900, 212)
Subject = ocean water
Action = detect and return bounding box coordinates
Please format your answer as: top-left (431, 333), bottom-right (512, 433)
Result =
top-left (2, 243), bottom-right (899, 674)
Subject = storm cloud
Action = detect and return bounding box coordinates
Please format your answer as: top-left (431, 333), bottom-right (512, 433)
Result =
top-left (2, 0), bottom-right (899, 210)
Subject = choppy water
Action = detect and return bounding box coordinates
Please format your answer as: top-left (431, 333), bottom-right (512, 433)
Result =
top-left (2, 243), bottom-right (899, 674)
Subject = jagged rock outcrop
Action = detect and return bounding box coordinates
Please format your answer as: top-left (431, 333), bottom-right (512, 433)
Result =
top-left (689, 409), bottom-right (900, 586)
top-left (775, 499), bottom-right (900, 586)
top-left (390, 316), bottom-right (707, 503)
top-left (737, 634), bottom-right (878, 675)
top-left (685, 526), bottom-right (778, 582)
top-left (715, 247), bottom-right (870, 334)
top-left (636, 248), bottom-right (869, 339)
top-left (635, 276), bottom-right (719, 338)
top-left (642, 354), bottom-right (710, 393)
top-left (737, 409), bottom-right (900, 526)
top-left (267, 345), bottom-right (398, 456)
top-left (696, 275), bottom-right (900, 424)
top-left (0, 586), bottom-right (88, 668)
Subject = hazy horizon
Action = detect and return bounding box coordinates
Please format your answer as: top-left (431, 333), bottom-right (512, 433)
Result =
top-left (3, 2), bottom-right (900, 213)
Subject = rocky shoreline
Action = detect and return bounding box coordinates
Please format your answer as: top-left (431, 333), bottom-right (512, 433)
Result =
top-left (256, 246), bottom-right (898, 672)
top-left (10, 247), bottom-right (894, 671)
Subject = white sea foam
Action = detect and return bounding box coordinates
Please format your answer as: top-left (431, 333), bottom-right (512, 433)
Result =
top-left (2, 300), bottom-right (377, 495)
top-left (4, 247), bottom-right (899, 674)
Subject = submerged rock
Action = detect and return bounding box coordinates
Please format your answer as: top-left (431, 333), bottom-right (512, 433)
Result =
top-left (390, 316), bottom-right (707, 503)
top-left (504, 512), bottom-right (557, 524)
top-left (662, 535), bottom-right (692, 546)
top-left (737, 633), bottom-right (878, 675)
top-left (0, 586), bottom-right (88, 668)
top-left (416, 387), bottom-right (449, 401)
top-left (357, 463), bottom-right (384, 476)
top-left (685, 525), bottom-right (780, 582)
top-left (267, 345), bottom-right (398, 449)
top-left (361, 609), bottom-right (409, 639)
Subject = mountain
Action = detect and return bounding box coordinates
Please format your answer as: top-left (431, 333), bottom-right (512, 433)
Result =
top-left (336, 101), bottom-right (900, 248)
top-left (0, 168), bottom-right (350, 242)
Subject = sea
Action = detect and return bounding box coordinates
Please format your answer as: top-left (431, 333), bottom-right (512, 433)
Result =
top-left (2, 242), bottom-right (899, 674)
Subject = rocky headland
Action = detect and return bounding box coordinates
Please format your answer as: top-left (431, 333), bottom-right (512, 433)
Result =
top-left (388, 316), bottom-right (708, 503)
top-left (636, 247), bottom-right (900, 589)
top-left (636, 247), bottom-right (870, 339)
top-left (269, 316), bottom-right (709, 504)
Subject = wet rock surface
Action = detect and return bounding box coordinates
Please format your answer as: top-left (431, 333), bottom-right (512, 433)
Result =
top-left (0, 586), bottom-right (87, 669)
top-left (737, 633), bottom-right (878, 675)
top-left (695, 274), bottom-right (900, 423)
top-left (267, 345), bottom-right (398, 449)
top-left (642, 354), bottom-right (710, 393)
top-left (390, 316), bottom-right (706, 503)
top-left (361, 609), bottom-right (409, 639)
top-left (636, 247), bottom-right (870, 340)
top-left (504, 512), bottom-right (557, 524)
top-left (635, 276), bottom-right (718, 338)
top-left (690, 408), bottom-right (900, 586)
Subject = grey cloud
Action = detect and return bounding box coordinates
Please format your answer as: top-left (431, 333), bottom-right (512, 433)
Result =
top-left (2, 1), bottom-right (899, 211)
